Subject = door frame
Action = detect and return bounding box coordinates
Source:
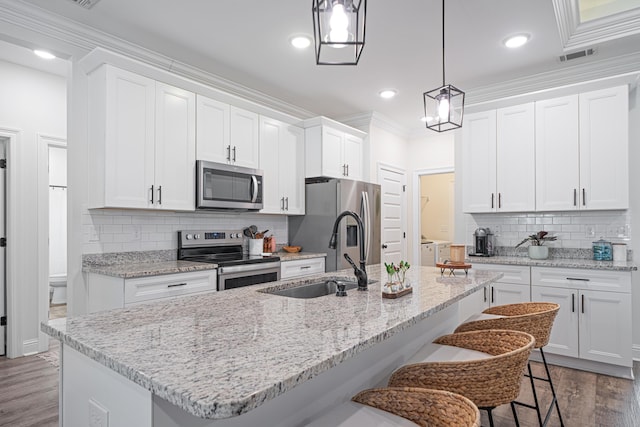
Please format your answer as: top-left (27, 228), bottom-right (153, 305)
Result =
top-left (412, 167), bottom-right (455, 267)
top-left (0, 127), bottom-right (21, 358)
top-left (37, 134), bottom-right (67, 352)
top-left (377, 162), bottom-right (408, 263)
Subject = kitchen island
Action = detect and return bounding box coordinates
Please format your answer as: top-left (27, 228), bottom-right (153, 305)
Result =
top-left (43, 265), bottom-right (502, 427)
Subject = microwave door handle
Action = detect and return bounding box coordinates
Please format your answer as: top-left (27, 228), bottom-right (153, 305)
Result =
top-left (251, 175), bottom-right (258, 203)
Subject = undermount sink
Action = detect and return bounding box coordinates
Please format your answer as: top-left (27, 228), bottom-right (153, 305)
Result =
top-left (262, 278), bottom-right (377, 299)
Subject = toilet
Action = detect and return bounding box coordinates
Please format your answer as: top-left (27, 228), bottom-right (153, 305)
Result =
top-left (49, 275), bottom-right (67, 305)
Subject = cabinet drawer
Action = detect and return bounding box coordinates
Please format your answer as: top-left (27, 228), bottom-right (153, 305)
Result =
top-left (124, 271), bottom-right (216, 304)
top-left (531, 266), bottom-right (631, 293)
top-left (472, 264), bottom-right (530, 285)
top-left (281, 257), bottom-right (326, 280)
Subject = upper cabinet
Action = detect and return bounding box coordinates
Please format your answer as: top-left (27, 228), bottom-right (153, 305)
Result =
top-left (462, 104), bottom-right (535, 213)
top-left (88, 65), bottom-right (195, 211)
top-left (304, 118), bottom-right (365, 181)
top-left (536, 86), bottom-right (628, 211)
top-left (196, 95), bottom-right (259, 169)
top-left (464, 84), bottom-right (629, 214)
top-left (259, 117), bottom-right (305, 215)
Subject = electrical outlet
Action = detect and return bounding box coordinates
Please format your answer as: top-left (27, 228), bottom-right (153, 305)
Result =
top-left (88, 398), bottom-right (109, 427)
top-left (133, 225), bottom-right (141, 241)
top-left (493, 225), bottom-right (501, 236)
top-left (585, 226), bottom-right (595, 238)
top-left (88, 226), bottom-right (100, 242)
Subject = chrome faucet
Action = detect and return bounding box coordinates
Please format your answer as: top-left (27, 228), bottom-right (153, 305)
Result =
top-left (328, 211), bottom-right (368, 291)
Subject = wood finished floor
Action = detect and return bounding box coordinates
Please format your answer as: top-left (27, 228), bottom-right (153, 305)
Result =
top-left (1, 345), bottom-right (638, 426)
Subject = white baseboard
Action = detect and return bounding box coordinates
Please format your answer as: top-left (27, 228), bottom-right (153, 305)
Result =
top-left (22, 338), bottom-right (40, 356)
top-left (530, 351), bottom-right (634, 379)
top-left (632, 344), bottom-right (640, 362)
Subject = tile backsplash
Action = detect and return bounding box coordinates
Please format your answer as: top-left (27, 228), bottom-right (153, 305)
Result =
top-left (466, 210), bottom-right (632, 249)
top-left (82, 208), bottom-right (289, 254)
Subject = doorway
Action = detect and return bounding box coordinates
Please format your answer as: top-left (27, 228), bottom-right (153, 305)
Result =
top-left (378, 163), bottom-right (407, 266)
top-left (0, 138), bottom-right (6, 356)
top-left (47, 141), bottom-right (67, 320)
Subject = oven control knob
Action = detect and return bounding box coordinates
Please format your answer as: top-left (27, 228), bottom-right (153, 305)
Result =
top-left (194, 234), bottom-right (201, 240)
top-left (185, 234), bottom-right (193, 240)
top-left (234, 233), bottom-right (240, 238)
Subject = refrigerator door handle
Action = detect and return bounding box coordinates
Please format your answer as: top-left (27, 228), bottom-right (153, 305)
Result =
top-left (362, 191), bottom-right (371, 261)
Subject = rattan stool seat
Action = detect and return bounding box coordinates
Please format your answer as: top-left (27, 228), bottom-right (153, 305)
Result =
top-left (306, 387), bottom-right (481, 427)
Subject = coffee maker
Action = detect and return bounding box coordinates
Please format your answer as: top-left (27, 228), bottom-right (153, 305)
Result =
top-left (471, 227), bottom-right (495, 256)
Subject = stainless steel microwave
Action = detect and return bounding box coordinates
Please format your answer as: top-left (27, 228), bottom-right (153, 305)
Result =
top-left (196, 160), bottom-right (263, 211)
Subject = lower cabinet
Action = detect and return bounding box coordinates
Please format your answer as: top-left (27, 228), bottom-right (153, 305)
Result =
top-left (87, 270), bottom-right (217, 313)
top-left (280, 257), bottom-right (326, 280)
top-left (531, 266), bottom-right (632, 367)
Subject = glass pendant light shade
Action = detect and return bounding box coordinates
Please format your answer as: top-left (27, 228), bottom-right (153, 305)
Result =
top-left (424, 84), bottom-right (465, 132)
top-left (312, 0), bottom-right (367, 65)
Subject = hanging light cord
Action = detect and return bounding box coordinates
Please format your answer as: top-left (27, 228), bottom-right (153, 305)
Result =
top-left (441, 0), bottom-right (446, 87)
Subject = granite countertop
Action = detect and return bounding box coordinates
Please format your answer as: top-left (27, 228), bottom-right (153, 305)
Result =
top-left (83, 260), bottom-right (218, 278)
top-left (43, 265), bottom-right (503, 420)
top-left (467, 255), bottom-right (637, 271)
top-left (276, 251), bottom-right (327, 261)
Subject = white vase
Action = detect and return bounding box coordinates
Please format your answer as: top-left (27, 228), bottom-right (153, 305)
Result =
top-left (528, 245), bottom-right (549, 260)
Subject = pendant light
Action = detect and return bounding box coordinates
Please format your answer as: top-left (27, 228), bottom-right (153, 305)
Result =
top-left (423, 0), bottom-right (465, 132)
top-left (312, 0), bottom-right (367, 65)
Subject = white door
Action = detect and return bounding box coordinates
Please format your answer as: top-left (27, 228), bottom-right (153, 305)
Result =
top-left (154, 82), bottom-right (196, 211)
top-left (378, 165), bottom-right (407, 266)
top-left (579, 289), bottom-right (632, 366)
top-left (0, 140), bottom-right (5, 356)
top-left (462, 110), bottom-right (496, 213)
top-left (531, 285), bottom-right (579, 358)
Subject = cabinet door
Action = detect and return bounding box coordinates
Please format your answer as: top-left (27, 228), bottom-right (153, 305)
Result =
top-left (343, 134), bottom-right (363, 180)
top-left (321, 127), bottom-right (345, 178)
top-left (259, 117), bottom-right (283, 214)
top-left (531, 285), bottom-right (579, 358)
top-left (490, 283), bottom-right (530, 306)
top-left (154, 83), bottom-right (196, 211)
top-left (535, 95), bottom-right (580, 211)
top-left (579, 289), bottom-right (632, 366)
top-left (196, 95), bottom-right (230, 163)
top-left (579, 86), bottom-right (629, 210)
top-left (230, 106), bottom-right (260, 169)
top-left (459, 285), bottom-right (490, 324)
top-left (101, 66), bottom-right (156, 209)
top-left (281, 125), bottom-right (305, 214)
top-left (496, 103), bottom-right (535, 212)
top-left (462, 110), bottom-right (496, 213)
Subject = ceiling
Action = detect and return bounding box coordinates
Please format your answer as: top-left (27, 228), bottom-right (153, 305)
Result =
top-left (13, 0), bottom-right (640, 131)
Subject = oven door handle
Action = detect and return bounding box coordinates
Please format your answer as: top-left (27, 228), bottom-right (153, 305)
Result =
top-left (219, 261), bottom-right (281, 275)
top-left (250, 175), bottom-right (259, 203)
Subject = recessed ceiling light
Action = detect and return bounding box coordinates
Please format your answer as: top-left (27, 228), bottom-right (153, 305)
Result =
top-left (290, 36), bottom-right (312, 49)
top-left (379, 89), bottom-right (397, 99)
top-left (503, 34), bottom-right (530, 49)
top-left (34, 49), bottom-right (56, 60)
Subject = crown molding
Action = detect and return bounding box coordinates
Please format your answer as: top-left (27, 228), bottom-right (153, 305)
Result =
top-left (466, 49), bottom-right (640, 107)
top-left (339, 111), bottom-right (411, 139)
top-left (0, 0), bottom-right (316, 120)
top-left (553, 0), bottom-right (640, 51)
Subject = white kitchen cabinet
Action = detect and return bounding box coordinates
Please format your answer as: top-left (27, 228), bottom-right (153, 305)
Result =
top-left (531, 266), bottom-right (632, 367)
top-left (304, 119), bottom-right (365, 180)
top-left (86, 270), bottom-right (217, 313)
top-left (196, 96), bottom-right (259, 169)
top-left (462, 105), bottom-right (534, 213)
top-left (469, 264), bottom-right (531, 306)
top-left (259, 117), bottom-right (305, 214)
top-left (280, 257), bottom-right (326, 280)
top-left (88, 64), bottom-right (195, 211)
top-left (535, 86), bottom-right (628, 211)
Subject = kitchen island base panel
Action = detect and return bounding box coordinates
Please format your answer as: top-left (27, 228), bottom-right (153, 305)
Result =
top-left (64, 304), bottom-right (461, 427)
top-left (529, 349), bottom-right (634, 380)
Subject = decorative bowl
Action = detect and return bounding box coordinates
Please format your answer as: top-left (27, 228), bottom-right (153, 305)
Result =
top-left (283, 246), bottom-right (302, 253)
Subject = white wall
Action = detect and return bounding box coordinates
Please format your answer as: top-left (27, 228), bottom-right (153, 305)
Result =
top-left (0, 59), bottom-right (66, 354)
top-left (628, 85), bottom-right (640, 358)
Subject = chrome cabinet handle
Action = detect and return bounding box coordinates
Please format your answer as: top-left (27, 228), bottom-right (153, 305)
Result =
top-left (232, 146), bottom-right (236, 162)
top-left (150, 185), bottom-right (154, 204)
top-left (281, 197), bottom-right (285, 210)
top-left (285, 197), bottom-right (289, 211)
top-left (157, 186), bottom-right (162, 205)
top-left (167, 283), bottom-right (187, 288)
top-left (582, 188), bottom-right (586, 206)
top-left (346, 164), bottom-right (349, 176)
top-left (573, 189), bottom-right (577, 206)
top-left (226, 145), bottom-right (231, 161)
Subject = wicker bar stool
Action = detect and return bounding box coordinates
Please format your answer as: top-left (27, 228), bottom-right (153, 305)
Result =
top-left (388, 329), bottom-right (535, 427)
top-left (305, 387), bottom-right (481, 427)
top-left (455, 302), bottom-right (564, 427)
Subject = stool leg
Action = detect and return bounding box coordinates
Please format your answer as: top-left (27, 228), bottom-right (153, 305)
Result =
top-left (486, 407), bottom-right (495, 427)
top-left (510, 402), bottom-right (520, 427)
top-left (527, 361), bottom-right (545, 427)
top-left (540, 348), bottom-right (565, 427)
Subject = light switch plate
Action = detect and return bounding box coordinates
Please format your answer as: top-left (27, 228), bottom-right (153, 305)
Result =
top-left (88, 398), bottom-right (109, 427)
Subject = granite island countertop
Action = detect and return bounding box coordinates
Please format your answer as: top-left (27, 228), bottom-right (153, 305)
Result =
top-left (42, 264), bottom-right (503, 420)
top-left (466, 255), bottom-right (637, 271)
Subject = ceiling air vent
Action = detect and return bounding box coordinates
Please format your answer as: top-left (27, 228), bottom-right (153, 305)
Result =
top-left (559, 48), bottom-right (595, 62)
top-left (67, 0), bottom-right (101, 9)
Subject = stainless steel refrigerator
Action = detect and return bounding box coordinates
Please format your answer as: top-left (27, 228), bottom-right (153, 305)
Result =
top-left (288, 178), bottom-right (381, 272)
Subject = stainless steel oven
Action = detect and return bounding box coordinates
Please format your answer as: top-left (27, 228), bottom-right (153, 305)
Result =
top-left (196, 160), bottom-right (263, 211)
top-left (178, 230), bottom-right (280, 291)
